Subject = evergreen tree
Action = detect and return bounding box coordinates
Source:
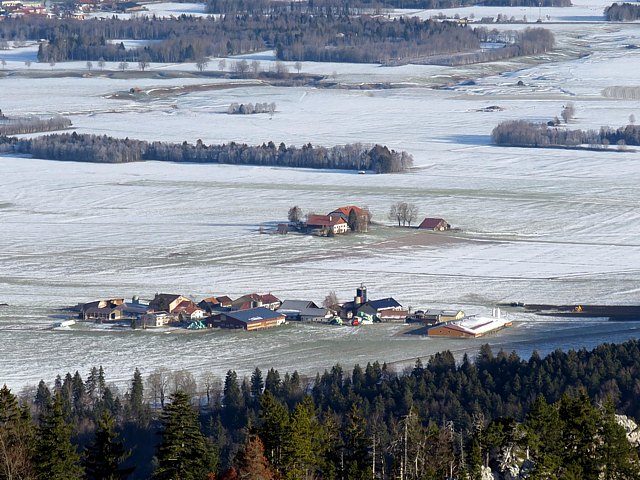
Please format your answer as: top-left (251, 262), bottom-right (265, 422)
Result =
top-left (34, 380), bottom-right (51, 415)
top-left (283, 396), bottom-right (324, 480)
top-left (83, 410), bottom-right (134, 480)
top-left (342, 403), bottom-right (369, 480)
top-left (258, 391), bottom-right (289, 473)
top-left (126, 367), bottom-right (148, 426)
top-left (33, 393), bottom-right (84, 480)
top-left (250, 367), bottom-right (264, 404)
top-left (154, 391), bottom-right (216, 480)
top-left (0, 385), bottom-right (35, 480)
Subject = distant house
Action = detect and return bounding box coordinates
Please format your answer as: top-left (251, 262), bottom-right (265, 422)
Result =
top-left (232, 293), bottom-right (282, 311)
top-left (329, 205), bottom-right (369, 232)
top-left (149, 294), bottom-right (189, 313)
top-left (306, 214), bottom-right (349, 236)
top-left (81, 298), bottom-right (125, 322)
top-left (141, 312), bottom-right (173, 328)
top-left (418, 218), bottom-right (450, 231)
top-left (205, 307), bottom-right (286, 331)
top-left (173, 300), bottom-right (205, 322)
top-left (278, 300), bottom-right (331, 322)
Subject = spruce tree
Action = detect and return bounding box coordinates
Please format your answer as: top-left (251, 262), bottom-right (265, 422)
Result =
top-left (33, 393), bottom-right (84, 480)
top-left (0, 385), bottom-right (35, 479)
top-left (154, 391), bottom-right (216, 480)
top-left (84, 410), bottom-right (134, 480)
top-left (258, 391), bottom-right (289, 473)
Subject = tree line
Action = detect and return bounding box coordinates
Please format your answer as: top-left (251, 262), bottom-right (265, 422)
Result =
top-left (204, 0), bottom-right (571, 14)
top-left (7, 132), bottom-right (414, 173)
top-left (605, 2), bottom-right (640, 21)
top-left (492, 119), bottom-right (640, 148)
top-left (0, 13), bottom-right (553, 65)
top-left (4, 339), bottom-right (640, 479)
top-left (227, 102), bottom-right (276, 115)
top-left (0, 114), bottom-right (71, 136)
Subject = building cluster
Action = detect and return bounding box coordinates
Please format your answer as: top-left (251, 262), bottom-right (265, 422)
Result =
top-left (77, 285), bottom-right (411, 331)
top-left (0, 0), bottom-right (46, 18)
top-left (281, 205), bottom-right (370, 236)
top-left (0, 0), bottom-right (144, 18)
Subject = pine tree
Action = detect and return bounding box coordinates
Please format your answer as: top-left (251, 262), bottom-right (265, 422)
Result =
top-left (84, 410), bottom-right (134, 480)
top-left (283, 396), bottom-right (324, 480)
top-left (154, 391), bottom-right (216, 480)
top-left (33, 393), bottom-right (84, 480)
top-left (250, 367), bottom-right (264, 404)
top-left (34, 379), bottom-right (51, 415)
top-left (237, 435), bottom-right (275, 480)
top-left (342, 403), bottom-right (369, 480)
top-left (258, 391), bottom-right (289, 473)
top-left (0, 385), bottom-right (35, 479)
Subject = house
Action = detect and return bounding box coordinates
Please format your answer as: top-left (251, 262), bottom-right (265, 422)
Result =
top-left (277, 300), bottom-right (331, 322)
top-left (148, 294), bottom-right (189, 313)
top-left (305, 214), bottom-right (349, 236)
top-left (140, 312), bottom-right (172, 328)
top-left (81, 298), bottom-right (125, 322)
top-left (173, 300), bottom-right (205, 322)
top-left (418, 218), bottom-right (450, 231)
top-left (329, 205), bottom-right (369, 232)
top-left (205, 307), bottom-right (286, 331)
top-left (232, 293), bottom-right (281, 311)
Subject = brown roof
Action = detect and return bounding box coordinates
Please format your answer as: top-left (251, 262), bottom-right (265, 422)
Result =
top-left (418, 218), bottom-right (447, 229)
top-left (330, 205), bottom-right (367, 218)
top-left (307, 214), bottom-right (346, 227)
top-left (260, 293), bottom-right (281, 305)
top-left (216, 296), bottom-right (233, 306)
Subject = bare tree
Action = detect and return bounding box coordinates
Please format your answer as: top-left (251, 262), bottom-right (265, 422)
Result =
top-left (147, 367), bottom-right (171, 407)
top-left (24, 60), bottom-right (31, 69)
top-left (234, 59), bottom-right (249, 75)
top-left (288, 205), bottom-right (303, 224)
top-left (218, 58), bottom-right (227, 71)
top-left (274, 60), bottom-right (289, 78)
top-left (1, 59), bottom-right (6, 70)
top-left (323, 291), bottom-right (339, 309)
top-left (294, 61), bottom-right (302, 74)
top-left (98, 58), bottom-right (105, 71)
top-left (138, 55), bottom-right (150, 72)
top-left (195, 57), bottom-right (209, 72)
top-left (250, 59), bottom-right (261, 76)
top-left (406, 203), bottom-right (419, 227)
top-left (561, 103), bottom-right (575, 123)
top-left (118, 61), bottom-right (129, 72)
top-left (49, 60), bottom-right (55, 70)
top-left (86, 60), bottom-right (93, 71)
top-left (170, 370), bottom-right (197, 399)
top-left (389, 202), bottom-right (404, 226)
top-left (199, 371), bottom-right (221, 409)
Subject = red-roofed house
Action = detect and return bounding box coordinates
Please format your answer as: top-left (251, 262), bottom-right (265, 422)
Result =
top-left (232, 293), bottom-right (282, 311)
top-left (306, 214), bottom-right (349, 235)
top-left (329, 205), bottom-right (369, 232)
top-left (173, 300), bottom-right (205, 322)
top-left (418, 218), bottom-right (450, 231)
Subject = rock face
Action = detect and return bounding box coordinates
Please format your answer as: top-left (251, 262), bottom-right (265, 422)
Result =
top-left (615, 414), bottom-right (640, 446)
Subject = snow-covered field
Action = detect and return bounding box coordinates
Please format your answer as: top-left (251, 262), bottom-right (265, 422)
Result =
top-left (1, 0), bottom-right (640, 390)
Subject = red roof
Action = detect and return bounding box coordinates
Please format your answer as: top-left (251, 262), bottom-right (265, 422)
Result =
top-left (330, 206), bottom-right (367, 218)
top-left (260, 293), bottom-right (281, 305)
top-left (418, 218), bottom-right (447, 229)
top-left (307, 214), bottom-right (346, 227)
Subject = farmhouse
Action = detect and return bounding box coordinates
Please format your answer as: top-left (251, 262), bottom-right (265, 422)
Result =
top-left (149, 293), bottom-right (190, 313)
top-left (232, 293), bottom-right (282, 311)
top-left (329, 205), bottom-right (369, 232)
top-left (206, 307), bottom-right (286, 331)
top-left (140, 312), bottom-right (173, 328)
top-left (173, 300), bottom-right (205, 322)
top-left (418, 218), bottom-right (450, 231)
top-left (306, 214), bottom-right (349, 236)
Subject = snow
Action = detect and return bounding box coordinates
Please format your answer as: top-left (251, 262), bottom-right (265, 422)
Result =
top-left (1, 4), bottom-right (640, 391)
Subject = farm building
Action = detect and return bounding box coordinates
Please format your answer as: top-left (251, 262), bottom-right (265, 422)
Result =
top-left (278, 300), bottom-right (331, 322)
top-left (232, 293), bottom-right (282, 311)
top-left (421, 309), bottom-right (465, 325)
top-left (206, 307), bottom-right (286, 331)
top-left (81, 298), bottom-right (125, 321)
top-left (149, 293), bottom-right (190, 313)
top-left (306, 214), bottom-right (349, 235)
top-left (427, 311), bottom-right (511, 338)
top-left (418, 218), bottom-right (450, 231)
top-left (339, 285), bottom-right (406, 322)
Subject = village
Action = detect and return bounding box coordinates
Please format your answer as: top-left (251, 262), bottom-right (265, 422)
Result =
top-left (72, 284), bottom-right (513, 338)
top-left (0, 0), bottom-right (149, 19)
